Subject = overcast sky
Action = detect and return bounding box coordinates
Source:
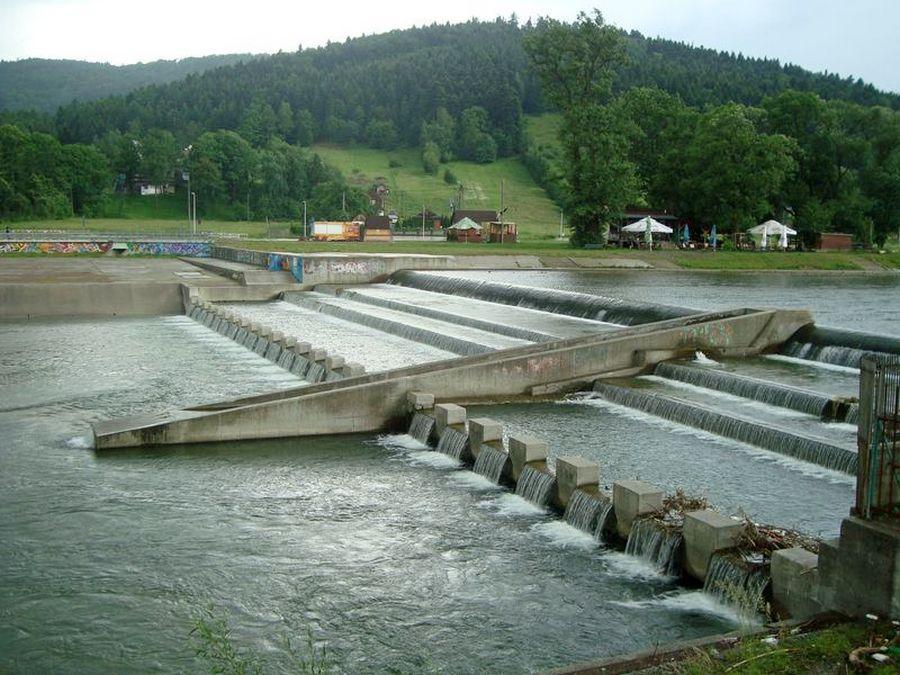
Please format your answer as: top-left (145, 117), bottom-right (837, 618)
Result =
top-left (2, 0), bottom-right (898, 93)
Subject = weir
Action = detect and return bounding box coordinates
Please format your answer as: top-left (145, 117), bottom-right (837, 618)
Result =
top-left (591, 382), bottom-right (858, 474)
top-left (515, 466), bottom-right (555, 507)
top-left (653, 361), bottom-right (851, 420)
top-left (92, 305), bottom-right (811, 448)
top-left (781, 324), bottom-right (900, 368)
top-left (624, 519), bottom-right (684, 577)
top-left (703, 551), bottom-right (769, 612)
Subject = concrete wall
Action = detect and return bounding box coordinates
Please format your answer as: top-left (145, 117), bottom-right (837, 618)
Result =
top-left (0, 282), bottom-right (185, 319)
top-left (93, 307), bottom-right (812, 448)
top-left (0, 241), bottom-right (210, 256)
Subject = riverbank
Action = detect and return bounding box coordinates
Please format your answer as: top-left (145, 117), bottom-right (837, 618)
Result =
top-left (228, 240), bottom-right (900, 272)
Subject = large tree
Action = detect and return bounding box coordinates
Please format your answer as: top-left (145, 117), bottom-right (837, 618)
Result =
top-left (524, 11), bottom-right (636, 245)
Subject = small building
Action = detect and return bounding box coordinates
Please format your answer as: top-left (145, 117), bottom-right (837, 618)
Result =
top-left (413, 210), bottom-right (444, 231)
top-left (363, 214), bottom-right (393, 242)
top-left (817, 233), bottom-right (854, 251)
top-left (451, 209), bottom-right (497, 229)
top-left (312, 220), bottom-right (363, 242)
top-left (487, 221), bottom-right (517, 243)
top-left (446, 217), bottom-right (483, 243)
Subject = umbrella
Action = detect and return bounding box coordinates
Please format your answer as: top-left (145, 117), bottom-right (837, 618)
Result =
top-left (644, 217), bottom-right (653, 250)
top-left (682, 224), bottom-right (690, 243)
top-left (710, 225), bottom-right (717, 251)
top-left (748, 220), bottom-right (797, 236)
top-left (622, 216), bottom-right (673, 233)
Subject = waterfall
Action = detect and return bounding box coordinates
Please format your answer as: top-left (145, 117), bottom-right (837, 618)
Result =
top-left (188, 306), bottom-right (201, 320)
top-left (594, 499), bottom-right (615, 543)
top-left (654, 362), bottom-right (833, 418)
top-left (845, 403), bottom-right (859, 425)
top-left (515, 466), bottom-right (555, 507)
top-left (325, 371), bottom-right (343, 382)
top-left (224, 323), bottom-right (238, 340)
top-left (305, 361), bottom-right (326, 383)
top-left (407, 412), bottom-right (436, 445)
top-left (703, 552), bottom-right (769, 616)
top-left (435, 427), bottom-right (469, 460)
top-left (242, 332), bottom-right (258, 351)
top-left (202, 312), bottom-right (216, 328)
top-left (276, 349), bottom-right (296, 371)
top-left (624, 519), bottom-right (683, 577)
top-left (473, 446), bottom-right (510, 484)
top-left (564, 490), bottom-right (604, 534)
top-left (264, 342), bottom-right (282, 362)
top-left (211, 317), bottom-right (223, 333)
top-left (781, 325), bottom-right (900, 368)
top-left (282, 294), bottom-right (499, 355)
top-left (291, 356), bottom-right (310, 378)
top-left (593, 382), bottom-right (858, 474)
top-left (253, 337), bottom-right (270, 356)
top-left (387, 270), bottom-right (694, 326)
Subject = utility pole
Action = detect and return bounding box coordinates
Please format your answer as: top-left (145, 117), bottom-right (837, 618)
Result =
top-left (499, 178), bottom-right (504, 243)
top-left (301, 200), bottom-right (307, 239)
top-left (342, 191), bottom-right (346, 214)
top-left (191, 192), bottom-right (197, 234)
top-left (422, 204), bottom-right (426, 239)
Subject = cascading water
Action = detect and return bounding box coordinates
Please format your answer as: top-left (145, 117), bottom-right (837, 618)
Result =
top-left (388, 270), bottom-right (694, 326)
top-left (305, 361), bottom-right (326, 383)
top-left (781, 325), bottom-right (900, 369)
top-left (594, 499), bottom-right (615, 543)
top-left (264, 342), bottom-right (282, 362)
top-left (564, 490), bottom-right (604, 534)
top-left (515, 466), bottom-right (555, 507)
top-left (224, 323), bottom-right (238, 340)
top-left (253, 338), bottom-right (270, 356)
top-left (592, 383), bottom-right (858, 474)
top-left (408, 413), bottom-right (436, 446)
top-left (845, 404), bottom-right (859, 425)
top-left (473, 446), bottom-right (510, 484)
top-left (435, 427), bottom-right (469, 460)
top-left (654, 362), bottom-right (833, 418)
top-left (242, 332), bottom-right (258, 350)
top-left (291, 356), bottom-right (310, 378)
top-left (276, 349), bottom-right (296, 371)
top-left (624, 519), bottom-right (683, 577)
top-left (703, 552), bottom-right (769, 616)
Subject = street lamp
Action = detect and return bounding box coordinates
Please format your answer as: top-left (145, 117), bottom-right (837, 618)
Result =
top-left (191, 192), bottom-right (197, 234)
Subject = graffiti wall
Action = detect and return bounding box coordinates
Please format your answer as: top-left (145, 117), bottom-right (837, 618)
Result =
top-left (0, 241), bottom-right (211, 257)
top-left (212, 246), bottom-right (303, 282)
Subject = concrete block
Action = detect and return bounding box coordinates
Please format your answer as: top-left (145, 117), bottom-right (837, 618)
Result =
top-left (434, 403), bottom-right (466, 436)
top-left (258, 325), bottom-right (272, 338)
top-left (283, 337), bottom-right (297, 349)
top-left (325, 355), bottom-right (345, 370)
top-left (308, 348), bottom-right (327, 362)
top-left (239, 318), bottom-right (251, 328)
top-left (613, 480), bottom-right (663, 539)
top-left (342, 363), bottom-right (365, 377)
top-left (554, 456), bottom-right (599, 510)
top-left (249, 322), bottom-right (260, 333)
top-left (271, 331), bottom-right (284, 343)
top-left (292, 341), bottom-right (311, 355)
top-left (468, 418), bottom-right (502, 459)
top-left (771, 547), bottom-right (823, 620)
top-left (682, 510), bottom-right (745, 581)
top-left (508, 435), bottom-right (548, 483)
top-left (407, 391), bottom-right (435, 410)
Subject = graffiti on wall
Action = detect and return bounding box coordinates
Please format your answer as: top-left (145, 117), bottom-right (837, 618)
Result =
top-left (0, 241), bottom-right (211, 257)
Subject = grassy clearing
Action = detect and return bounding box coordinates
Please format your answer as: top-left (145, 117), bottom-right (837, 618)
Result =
top-left (665, 620), bottom-right (899, 674)
top-left (227, 239), bottom-right (900, 270)
top-left (524, 112), bottom-right (562, 148)
top-left (312, 144), bottom-right (562, 239)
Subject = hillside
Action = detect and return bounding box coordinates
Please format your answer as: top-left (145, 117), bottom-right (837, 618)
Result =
top-left (50, 20), bottom-right (899, 148)
top-left (312, 144), bottom-right (561, 239)
top-left (0, 54), bottom-right (260, 112)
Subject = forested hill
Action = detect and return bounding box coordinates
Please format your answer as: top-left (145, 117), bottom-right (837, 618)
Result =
top-left (45, 19), bottom-right (899, 149)
top-left (0, 54), bottom-right (260, 112)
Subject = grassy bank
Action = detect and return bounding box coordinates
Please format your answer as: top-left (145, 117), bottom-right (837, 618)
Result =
top-left (663, 620), bottom-right (899, 674)
top-left (226, 239), bottom-right (900, 271)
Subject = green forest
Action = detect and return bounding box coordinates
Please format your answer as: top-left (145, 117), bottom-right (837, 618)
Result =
top-left (1, 16), bottom-right (898, 245)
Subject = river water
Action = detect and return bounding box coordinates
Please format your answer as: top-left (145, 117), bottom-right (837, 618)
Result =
top-left (0, 315), bottom-right (735, 673)
top-left (1, 269), bottom-right (891, 672)
top-left (427, 270), bottom-right (899, 334)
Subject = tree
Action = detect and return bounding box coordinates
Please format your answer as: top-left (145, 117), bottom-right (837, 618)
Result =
top-left (140, 129), bottom-right (178, 204)
top-left (422, 141), bottom-right (440, 174)
top-left (366, 119), bottom-right (398, 149)
top-left (421, 107), bottom-right (455, 161)
top-left (63, 143), bottom-right (111, 215)
top-left (457, 107), bottom-right (497, 163)
top-left (239, 100), bottom-right (277, 147)
top-left (524, 11), bottom-right (631, 245)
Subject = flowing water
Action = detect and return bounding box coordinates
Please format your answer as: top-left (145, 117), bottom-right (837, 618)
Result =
top-left (472, 445), bottom-right (510, 484)
top-left (407, 412), bottom-right (436, 445)
top-left (625, 519), bottom-right (684, 577)
top-left (515, 467), bottom-right (556, 507)
top-left (0, 316), bottom-right (739, 673)
top-left (564, 490), bottom-right (606, 534)
top-left (435, 427), bottom-right (470, 460)
top-left (703, 552), bottom-right (770, 617)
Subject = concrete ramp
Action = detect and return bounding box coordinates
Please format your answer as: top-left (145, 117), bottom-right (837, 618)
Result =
top-left (92, 307), bottom-right (812, 449)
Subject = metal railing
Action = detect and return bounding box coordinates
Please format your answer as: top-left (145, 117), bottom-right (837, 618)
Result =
top-left (857, 355), bottom-right (900, 520)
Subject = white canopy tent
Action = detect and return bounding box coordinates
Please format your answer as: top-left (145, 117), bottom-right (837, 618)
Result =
top-left (622, 217), bottom-right (674, 234)
top-left (447, 217), bottom-right (482, 231)
top-left (748, 219), bottom-right (796, 250)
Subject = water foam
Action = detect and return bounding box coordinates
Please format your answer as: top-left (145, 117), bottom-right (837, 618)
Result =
top-left (530, 521), bottom-right (597, 551)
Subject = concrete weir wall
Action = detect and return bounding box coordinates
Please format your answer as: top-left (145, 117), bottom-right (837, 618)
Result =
top-left (92, 306), bottom-right (812, 449)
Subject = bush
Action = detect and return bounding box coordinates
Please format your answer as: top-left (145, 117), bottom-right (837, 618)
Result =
top-left (422, 142), bottom-right (440, 175)
top-left (443, 168), bottom-right (457, 185)
top-left (388, 158), bottom-right (402, 168)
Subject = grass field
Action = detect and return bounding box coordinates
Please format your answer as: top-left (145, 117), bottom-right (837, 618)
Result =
top-left (312, 144), bottom-right (562, 240)
top-left (232, 238), bottom-right (900, 270)
top-left (524, 112), bottom-right (562, 149)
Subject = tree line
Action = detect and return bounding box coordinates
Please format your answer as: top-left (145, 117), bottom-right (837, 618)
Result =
top-left (524, 13), bottom-right (900, 247)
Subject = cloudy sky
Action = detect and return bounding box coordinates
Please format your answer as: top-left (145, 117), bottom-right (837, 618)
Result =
top-left (2, 0), bottom-right (898, 93)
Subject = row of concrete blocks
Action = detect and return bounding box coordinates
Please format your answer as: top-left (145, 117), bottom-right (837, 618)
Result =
top-left (190, 301), bottom-right (366, 380)
top-left (412, 392), bottom-right (816, 604)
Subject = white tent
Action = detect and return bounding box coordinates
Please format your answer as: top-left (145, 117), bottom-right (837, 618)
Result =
top-left (748, 220), bottom-right (796, 236)
top-left (622, 216), bottom-right (673, 234)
